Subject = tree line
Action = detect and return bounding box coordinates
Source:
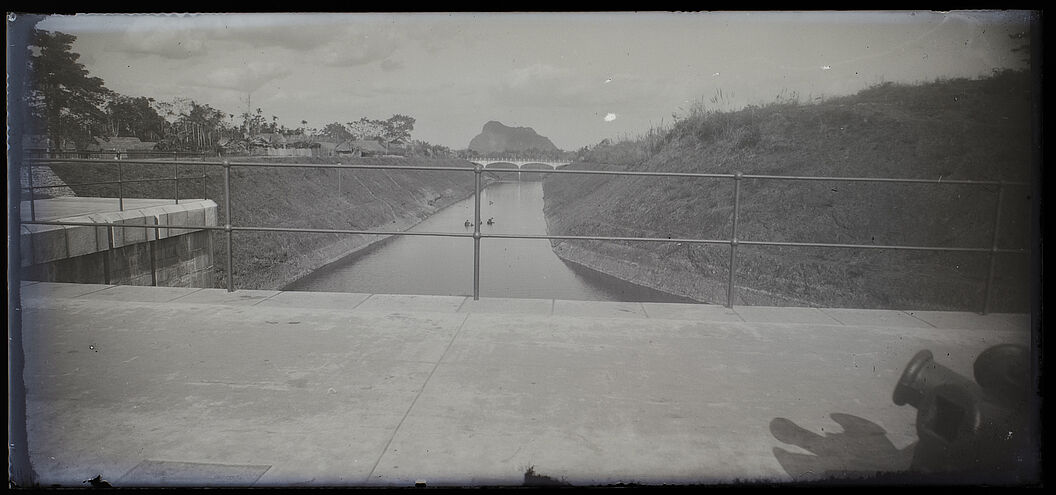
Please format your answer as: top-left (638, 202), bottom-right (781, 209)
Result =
top-left (21, 28), bottom-right (430, 154)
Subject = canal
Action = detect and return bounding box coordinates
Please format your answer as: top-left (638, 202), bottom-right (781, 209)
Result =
top-left (285, 180), bottom-right (692, 302)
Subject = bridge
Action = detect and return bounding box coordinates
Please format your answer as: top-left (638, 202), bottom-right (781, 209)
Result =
top-left (11, 157), bottom-right (1038, 487)
top-left (12, 281), bottom-right (1033, 487)
top-left (469, 158), bottom-right (572, 170)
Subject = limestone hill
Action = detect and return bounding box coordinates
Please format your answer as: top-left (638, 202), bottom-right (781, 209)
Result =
top-left (468, 121), bottom-right (559, 154)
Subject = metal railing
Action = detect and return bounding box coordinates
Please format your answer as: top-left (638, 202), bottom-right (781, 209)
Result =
top-left (19, 156), bottom-right (1030, 314)
top-left (21, 151), bottom-right (209, 221)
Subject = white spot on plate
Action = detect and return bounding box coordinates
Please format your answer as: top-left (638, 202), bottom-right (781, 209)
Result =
top-left (604, 113), bottom-right (617, 122)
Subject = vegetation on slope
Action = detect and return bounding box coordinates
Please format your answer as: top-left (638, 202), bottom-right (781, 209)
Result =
top-left (46, 156), bottom-right (480, 290)
top-left (544, 70), bottom-right (1035, 312)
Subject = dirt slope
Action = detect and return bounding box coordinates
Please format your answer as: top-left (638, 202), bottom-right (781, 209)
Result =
top-left (543, 71), bottom-right (1035, 311)
top-left (45, 156), bottom-right (480, 290)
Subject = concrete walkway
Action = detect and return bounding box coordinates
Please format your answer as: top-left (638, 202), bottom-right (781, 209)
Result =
top-left (14, 282), bottom-right (1033, 487)
top-left (21, 198), bottom-right (189, 222)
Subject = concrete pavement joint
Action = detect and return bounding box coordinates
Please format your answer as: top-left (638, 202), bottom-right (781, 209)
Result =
top-left (347, 294), bottom-right (370, 311)
top-left (165, 287), bottom-right (208, 302)
top-left (71, 284), bottom-right (122, 299)
top-left (819, 309), bottom-right (847, 326)
top-left (250, 291), bottom-right (283, 306)
top-left (365, 311), bottom-right (473, 484)
top-left (904, 311), bottom-right (938, 329)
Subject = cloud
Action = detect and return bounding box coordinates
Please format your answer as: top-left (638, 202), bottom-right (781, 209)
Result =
top-left (115, 29), bottom-right (208, 59)
top-left (68, 13), bottom-right (360, 60)
top-left (208, 15), bottom-right (344, 51)
top-left (492, 64), bottom-right (595, 107)
top-left (491, 64), bottom-right (659, 110)
top-left (200, 62), bottom-right (292, 93)
top-left (315, 28), bottom-right (403, 67)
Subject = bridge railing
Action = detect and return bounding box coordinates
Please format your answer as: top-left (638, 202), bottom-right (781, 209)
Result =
top-left (18, 156), bottom-right (1031, 313)
top-left (20, 150), bottom-right (210, 220)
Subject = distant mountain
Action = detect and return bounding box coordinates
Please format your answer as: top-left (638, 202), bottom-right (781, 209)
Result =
top-left (468, 121), bottom-right (559, 154)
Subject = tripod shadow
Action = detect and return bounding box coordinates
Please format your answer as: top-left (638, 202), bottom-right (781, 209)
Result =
top-left (770, 413), bottom-right (916, 483)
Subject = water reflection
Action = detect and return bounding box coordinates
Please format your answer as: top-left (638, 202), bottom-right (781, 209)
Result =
top-left (287, 181), bottom-right (690, 302)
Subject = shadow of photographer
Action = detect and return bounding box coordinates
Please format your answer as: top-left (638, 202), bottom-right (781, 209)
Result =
top-left (770, 413), bottom-right (916, 482)
top-left (770, 343), bottom-right (1035, 485)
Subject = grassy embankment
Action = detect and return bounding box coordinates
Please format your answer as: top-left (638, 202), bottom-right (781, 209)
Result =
top-left (45, 156), bottom-right (482, 290)
top-left (543, 70), bottom-right (1035, 312)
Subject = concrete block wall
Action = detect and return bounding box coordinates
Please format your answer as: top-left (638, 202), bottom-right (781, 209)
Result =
top-left (20, 200), bottom-right (218, 288)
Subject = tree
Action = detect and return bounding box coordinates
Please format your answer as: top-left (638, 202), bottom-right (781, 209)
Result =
top-left (240, 108), bottom-right (267, 137)
top-left (106, 95), bottom-right (167, 141)
top-left (382, 114), bottom-right (415, 144)
top-left (26, 29), bottom-right (112, 149)
top-left (154, 98), bottom-right (231, 151)
top-left (347, 117), bottom-right (387, 141)
top-left (321, 122), bottom-right (352, 142)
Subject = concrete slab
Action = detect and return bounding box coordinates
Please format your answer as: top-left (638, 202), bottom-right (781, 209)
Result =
top-left (19, 198), bottom-right (176, 222)
top-left (731, 306), bottom-right (842, 325)
top-left (111, 213), bottom-right (149, 247)
top-left (354, 294), bottom-right (468, 313)
top-left (552, 299), bottom-right (647, 319)
top-left (168, 288), bottom-right (281, 305)
top-left (13, 284), bottom-right (1039, 487)
top-left (902, 311), bottom-right (1031, 333)
top-left (74, 285), bottom-right (205, 303)
top-left (19, 295), bottom-right (468, 486)
top-left (62, 216), bottom-right (104, 257)
top-left (458, 297), bottom-right (553, 316)
top-left (818, 308), bottom-right (934, 328)
top-left (116, 460), bottom-right (271, 487)
top-left (20, 225), bottom-right (33, 267)
top-left (204, 203), bottom-right (218, 227)
top-left (160, 206), bottom-right (191, 237)
top-left (23, 223), bottom-right (67, 264)
top-left (640, 302), bottom-right (744, 322)
top-left (255, 290), bottom-right (371, 311)
top-left (85, 214), bottom-right (116, 251)
top-left (19, 281), bottom-right (114, 301)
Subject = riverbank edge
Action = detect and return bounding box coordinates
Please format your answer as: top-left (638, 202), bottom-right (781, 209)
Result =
top-left (547, 241), bottom-right (823, 307)
top-left (540, 201), bottom-right (732, 305)
top-left (279, 181), bottom-right (500, 291)
top-left (552, 247), bottom-right (702, 304)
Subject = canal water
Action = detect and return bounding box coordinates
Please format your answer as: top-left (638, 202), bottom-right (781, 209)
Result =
top-left (286, 180), bottom-right (691, 302)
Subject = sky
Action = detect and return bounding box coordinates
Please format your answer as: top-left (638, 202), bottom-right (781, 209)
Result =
top-left (24, 11), bottom-right (1034, 151)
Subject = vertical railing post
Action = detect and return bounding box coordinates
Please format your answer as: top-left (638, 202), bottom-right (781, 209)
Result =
top-left (104, 224), bottom-right (114, 285)
top-left (473, 164), bottom-right (482, 300)
top-left (26, 160), bottom-right (36, 222)
top-left (174, 160), bottom-right (180, 205)
top-left (982, 182), bottom-right (1006, 315)
top-left (726, 172), bottom-right (742, 308)
top-left (116, 155), bottom-right (124, 211)
top-left (223, 161), bottom-right (235, 292)
top-left (150, 216), bottom-right (159, 287)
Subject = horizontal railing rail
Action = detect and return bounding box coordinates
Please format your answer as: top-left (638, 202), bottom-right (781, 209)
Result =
top-left (21, 154), bottom-right (210, 219)
top-left (18, 156), bottom-right (1031, 313)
